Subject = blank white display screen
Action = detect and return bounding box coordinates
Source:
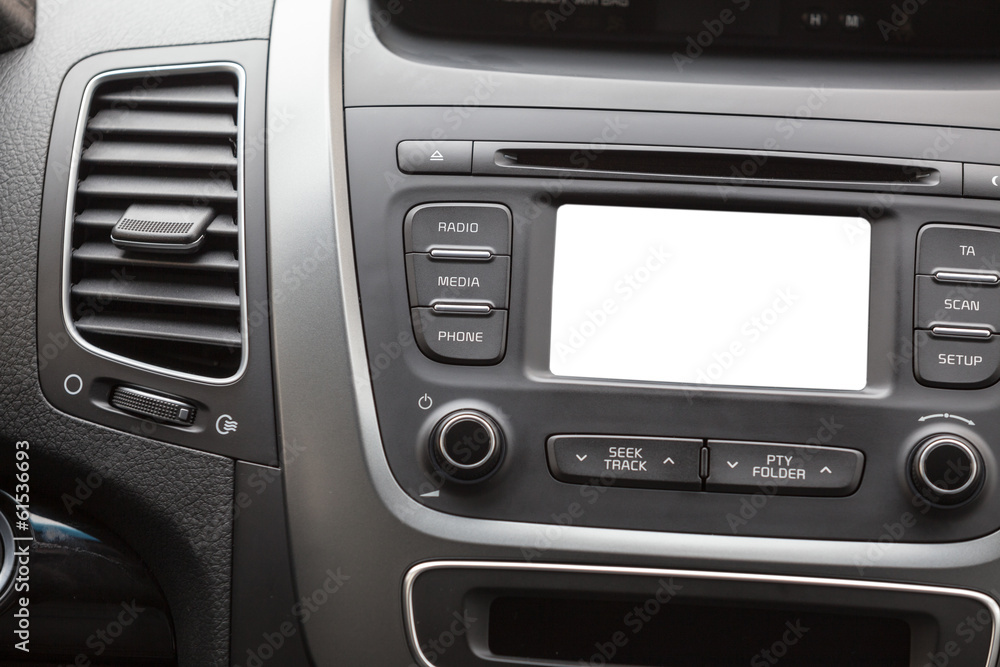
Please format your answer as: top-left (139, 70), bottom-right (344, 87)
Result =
top-left (549, 205), bottom-right (871, 391)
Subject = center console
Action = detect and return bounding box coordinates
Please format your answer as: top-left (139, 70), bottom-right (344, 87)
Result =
top-left (266, 0), bottom-right (1000, 664)
top-left (347, 106), bottom-right (1000, 542)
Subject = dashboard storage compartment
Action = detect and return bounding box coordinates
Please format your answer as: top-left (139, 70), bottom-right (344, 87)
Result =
top-left (405, 562), bottom-right (999, 667)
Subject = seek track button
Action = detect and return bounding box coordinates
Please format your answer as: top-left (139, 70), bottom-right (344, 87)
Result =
top-left (706, 441), bottom-right (864, 496)
top-left (547, 436), bottom-right (702, 490)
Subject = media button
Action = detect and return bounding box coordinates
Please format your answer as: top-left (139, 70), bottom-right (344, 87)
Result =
top-left (547, 436), bottom-right (703, 490)
top-left (914, 331), bottom-right (1000, 388)
top-left (411, 307), bottom-right (507, 364)
top-left (705, 441), bottom-right (864, 496)
top-left (405, 203), bottom-right (512, 254)
top-left (406, 254), bottom-right (510, 308)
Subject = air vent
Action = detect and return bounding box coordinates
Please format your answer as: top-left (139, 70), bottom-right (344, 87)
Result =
top-left (65, 66), bottom-right (246, 380)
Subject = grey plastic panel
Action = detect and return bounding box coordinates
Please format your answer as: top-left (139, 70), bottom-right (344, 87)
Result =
top-left (345, 0), bottom-right (1000, 132)
top-left (231, 463), bottom-right (311, 666)
top-left (36, 43), bottom-right (277, 465)
top-left (271, 0), bottom-right (1000, 664)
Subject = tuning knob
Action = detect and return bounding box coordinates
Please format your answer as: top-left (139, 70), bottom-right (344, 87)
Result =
top-left (910, 435), bottom-right (985, 507)
top-left (430, 410), bottom-right (505, 483)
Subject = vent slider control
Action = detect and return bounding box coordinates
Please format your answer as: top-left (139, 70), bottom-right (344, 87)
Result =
top-left (111, 204), bottom-right (215, 254)
top-left (109, 386), bottom-right (197, 426)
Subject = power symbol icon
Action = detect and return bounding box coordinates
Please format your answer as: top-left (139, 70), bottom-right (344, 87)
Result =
top-left (418, 394), bottom-right (433, 410)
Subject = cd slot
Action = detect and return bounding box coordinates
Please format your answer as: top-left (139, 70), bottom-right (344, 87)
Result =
top-left (473, 142), bottom-right (961, 195)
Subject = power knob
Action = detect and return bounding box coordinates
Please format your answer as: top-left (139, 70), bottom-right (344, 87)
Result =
top-left (910, 435), bottom-right (985, 507)
top-left (430, 410), bottom-right (505, 483)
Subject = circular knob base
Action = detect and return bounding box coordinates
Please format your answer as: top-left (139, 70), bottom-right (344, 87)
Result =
top-left (910, 435), bottom-right (984, 508)
top-left (430, 410), bottom-right (505, 483)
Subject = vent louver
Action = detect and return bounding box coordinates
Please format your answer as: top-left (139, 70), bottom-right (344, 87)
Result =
top-left (66, 67), bottom-right (246, 380)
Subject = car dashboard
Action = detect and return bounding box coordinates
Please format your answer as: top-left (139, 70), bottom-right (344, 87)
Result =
top-left (3, 0), bottom-right (1000, 665)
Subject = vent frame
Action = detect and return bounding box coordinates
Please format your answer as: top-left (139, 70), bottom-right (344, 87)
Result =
top-left (61, 62), bottom-right (250, 385)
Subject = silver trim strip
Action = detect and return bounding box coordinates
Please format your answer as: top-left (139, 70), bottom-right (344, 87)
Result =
top-left (429, 248), bottom-right (493, 260)
top-left (432, 303), bottom-right (492, 314)
top-left (931, 326), bottom-right (993, 338)
top-left (110, 236), bottom-right (206, 253)
top-left (935, 271), bottom-right (1000, 285)
top-left (403, 560), bottom-right (1000, 667)
top-left (61, 62), bottom-right (250, 386)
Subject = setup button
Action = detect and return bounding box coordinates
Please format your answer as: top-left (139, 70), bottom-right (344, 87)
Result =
top-left (914, 331), bottom-right (1000, 388)
top-left (705, 441), bottom-right (864, 496)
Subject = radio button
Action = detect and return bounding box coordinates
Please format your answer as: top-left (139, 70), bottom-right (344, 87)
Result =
top-left (914, 331), bottom-right (1000, 388)
top-left (917, 224), bottom-right (1000, 276)
top-left (705, 441), bottom-right (864, 496)
top-left (547, 436), bottom-right (702, 490)
top-left (914, 276), bottom-right (1000, 331)
top-left (406, 254), bottom-right (510, 308)
top-left (411, 308), bottom-right (507, 365)
top-left (405, 203), bottom-right (512, 254)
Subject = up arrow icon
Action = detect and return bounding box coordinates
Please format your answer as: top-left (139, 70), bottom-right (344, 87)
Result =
top-left (821, 466), bottom-right (833, 474)
top-left (663, 457), bottom-right (675, 465)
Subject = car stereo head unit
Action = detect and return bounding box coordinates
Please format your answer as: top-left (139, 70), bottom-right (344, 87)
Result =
top-left (346, 105), bottom-right (1000, 544)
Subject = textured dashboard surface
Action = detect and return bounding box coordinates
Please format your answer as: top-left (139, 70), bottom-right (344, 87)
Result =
top-left (0, 0), bottom-right (273, 664)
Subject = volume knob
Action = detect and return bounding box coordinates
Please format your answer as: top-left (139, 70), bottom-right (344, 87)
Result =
top-left (910, 435), bottom-right (984, 507)
top-left (430, 410), bottom-right (505, 483)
